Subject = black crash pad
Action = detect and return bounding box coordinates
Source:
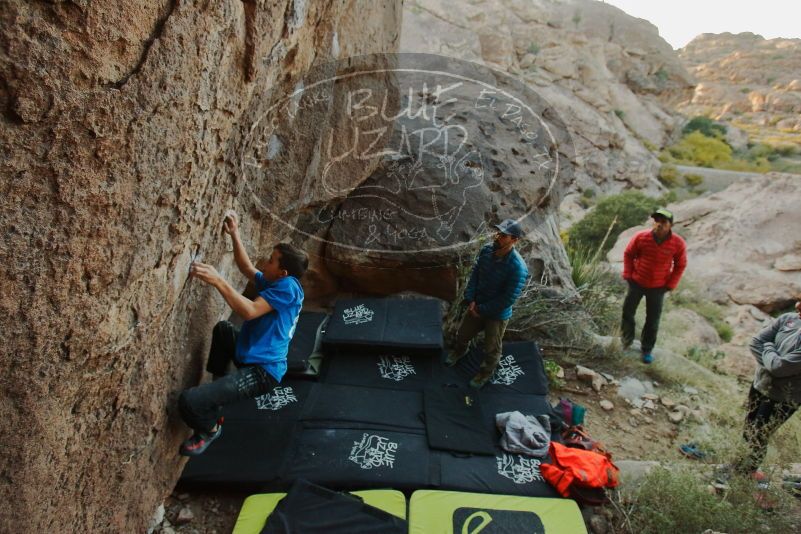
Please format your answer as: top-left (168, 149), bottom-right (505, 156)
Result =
top-left (323, 298), bottom-right (443, 355)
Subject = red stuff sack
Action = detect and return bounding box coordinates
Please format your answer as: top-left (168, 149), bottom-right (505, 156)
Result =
top-left (541, 442), bottom-right (620, 501)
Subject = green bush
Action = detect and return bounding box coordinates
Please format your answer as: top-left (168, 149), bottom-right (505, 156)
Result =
top-left (775, 144), bottom-right (800, 157)
top-left (613, 466), bottom-right (798, 534)
top-left (682, 116), bottom-right (727, 139)
top-left (657, 164), bottom-right (681, 187)
top-left (669, 131), bottom-right (733, 167)
top-left (568, 243), bottom-right (624, 334)
top-left (567, 191), bottom-right (660, 256)
top-left (717, 322), bottom-right (733, 342)
top-left (614, 109), bottom-right (625, 119)
top-left (543, 359), bottom-right (565, 389)
top-left (527, 42), bottom-right (540, 55)
top-left (685, 346), bottom-right (725, 368)
top-left (684, 173), bottom-right (703, 188)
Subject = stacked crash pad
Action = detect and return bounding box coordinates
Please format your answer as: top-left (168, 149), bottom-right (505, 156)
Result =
top-left (181, 298), bottom-right (562, 501)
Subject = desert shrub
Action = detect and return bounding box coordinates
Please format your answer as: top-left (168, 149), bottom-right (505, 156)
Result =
top-left (775, 144), bottom-right (799, 157)
top-left (543, 358), bottom-right (565, 389)
top-left (683, 173), bottom-right (703, 188)
top-left (614, 109), bottom-right (625, 119)
top-left (682, 116), bottom-right (727, 139)
top-left (668, 131), bottom-right (732, 167)
top-left (568, 243), bottom-right (624, 334)
top-left (567, 191), bottom-right (659, 256)
top-left (612, 466), bottom-right (798, 534)
top-left (657, 164), bottom-right (681, 187)
top-left (685, 346), bottom-right (725, 369)
top-left (527, 42), bottom-right (540, 55)
top-left (671, 289), bottom-right (732, 342)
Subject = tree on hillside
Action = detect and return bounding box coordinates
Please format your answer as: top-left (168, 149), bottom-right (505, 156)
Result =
top-left (668, 131), bottom-right (733, 167)
top-left (682, 116), bottom-right (727, 139)
top-left (567, 191), bottom-right (660, 256)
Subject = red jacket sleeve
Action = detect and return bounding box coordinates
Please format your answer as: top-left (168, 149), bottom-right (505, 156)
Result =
top-left (665, 238), bottom-right (687, 290)
top-left (622, 233), bottom-right (639, 280)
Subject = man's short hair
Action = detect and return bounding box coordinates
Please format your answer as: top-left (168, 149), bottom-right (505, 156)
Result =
top-left (275, 243), bottom-right (309, 279)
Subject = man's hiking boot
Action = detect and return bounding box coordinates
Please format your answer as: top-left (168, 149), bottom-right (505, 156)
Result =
top-left (641, 352), bottom-right (654, 364)
top-left (180, 418), bottom-right (223, 456)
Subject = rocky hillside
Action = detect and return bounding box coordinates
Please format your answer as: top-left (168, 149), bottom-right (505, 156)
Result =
top-left (402, 0), bottom-right (695, 223)
top-left (0, 1), bottom-right (401, 531)
top-left (678, 32), bottom-right (801, 137)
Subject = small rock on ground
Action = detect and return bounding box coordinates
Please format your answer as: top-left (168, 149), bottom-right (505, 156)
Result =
top-left (176, 507), bottom-right (194, 525)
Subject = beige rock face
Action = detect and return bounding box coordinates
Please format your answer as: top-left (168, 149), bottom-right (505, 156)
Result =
top-left (0, 1), bottom-right (401, 531)
top-left (678, 32), bottom-right (801, 140)
top-left (608, 173), bottom-right (801, 313)
top-left (401, 0), bottom-right (694, 226)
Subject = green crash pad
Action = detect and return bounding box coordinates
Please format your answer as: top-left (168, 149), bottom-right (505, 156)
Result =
top-left (233, 489), bottom-right (407, 534)
top-left (409, 490), bottom-right (587, 534)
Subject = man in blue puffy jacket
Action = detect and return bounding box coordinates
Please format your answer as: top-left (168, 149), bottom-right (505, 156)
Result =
top-left (446, 219), bottom-right (529, 388)
top-left (178, 211), bottom-right (307, 456)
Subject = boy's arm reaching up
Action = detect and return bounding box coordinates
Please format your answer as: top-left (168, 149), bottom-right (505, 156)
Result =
top-left (190, 262), bottom-right (273, 320)
top-left (224, 210), bottom-right (258, 283)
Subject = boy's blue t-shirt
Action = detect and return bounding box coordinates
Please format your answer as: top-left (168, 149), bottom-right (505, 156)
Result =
top-left (236, 273), bottom-right (304, 382)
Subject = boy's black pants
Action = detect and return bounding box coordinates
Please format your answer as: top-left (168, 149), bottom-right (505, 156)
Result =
top-left (178, 321), bottom-right (277, 433)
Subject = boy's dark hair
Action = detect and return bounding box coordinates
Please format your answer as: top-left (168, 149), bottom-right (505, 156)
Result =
top-left (275, 243), bottom-right (309, 279)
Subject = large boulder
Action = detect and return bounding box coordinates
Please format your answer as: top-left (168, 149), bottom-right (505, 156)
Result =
top-left (0, 1), bottom-right (402, 531)
top-left (400, 0), bottom-right (695, 227)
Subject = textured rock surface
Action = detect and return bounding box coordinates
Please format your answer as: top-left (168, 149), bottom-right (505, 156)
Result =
top-left (0, 1), bottom-right (401, 531)
top-left (401, 0), bottom-right (695, 226)
top-left (678, 33), bottom-right (801, 136)
top-left (608, 173), bottom-right (801, 312)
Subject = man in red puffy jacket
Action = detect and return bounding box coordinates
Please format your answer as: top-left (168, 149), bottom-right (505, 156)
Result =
top-left (621, 208), bottom-right (687, 363)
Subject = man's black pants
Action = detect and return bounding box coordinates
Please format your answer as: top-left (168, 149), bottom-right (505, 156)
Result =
top-left (178, 321), bottom-right (277, 433)
top-left (734, 385), bottom-right (799, 474)
top-left (620, 280), bottom-right (666, 353)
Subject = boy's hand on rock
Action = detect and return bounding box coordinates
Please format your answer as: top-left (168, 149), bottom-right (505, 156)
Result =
top-left (223, 210), bottom-right (239, 237)
top-left (190, 261), bottom-right (223, 287)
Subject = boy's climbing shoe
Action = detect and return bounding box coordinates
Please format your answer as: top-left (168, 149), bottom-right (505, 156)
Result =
top-left (641, 352), bottom-right (654, 364)
top-left (180, 421), bottom-right (223, 457)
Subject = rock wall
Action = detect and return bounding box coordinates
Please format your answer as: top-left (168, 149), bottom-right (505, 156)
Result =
top-left (0, 1), bottom-right (401, 531)
top-left (401, 0), bottom-right (695, 225)
top-left (679, 32), bottom-right (801, 133)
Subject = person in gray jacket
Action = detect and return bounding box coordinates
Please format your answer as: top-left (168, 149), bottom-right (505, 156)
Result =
top-left (734, 299), bottom-right (801, 475)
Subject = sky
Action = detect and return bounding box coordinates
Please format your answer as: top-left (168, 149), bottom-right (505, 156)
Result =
top-left (601, 0), bottom-right (801, 49)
